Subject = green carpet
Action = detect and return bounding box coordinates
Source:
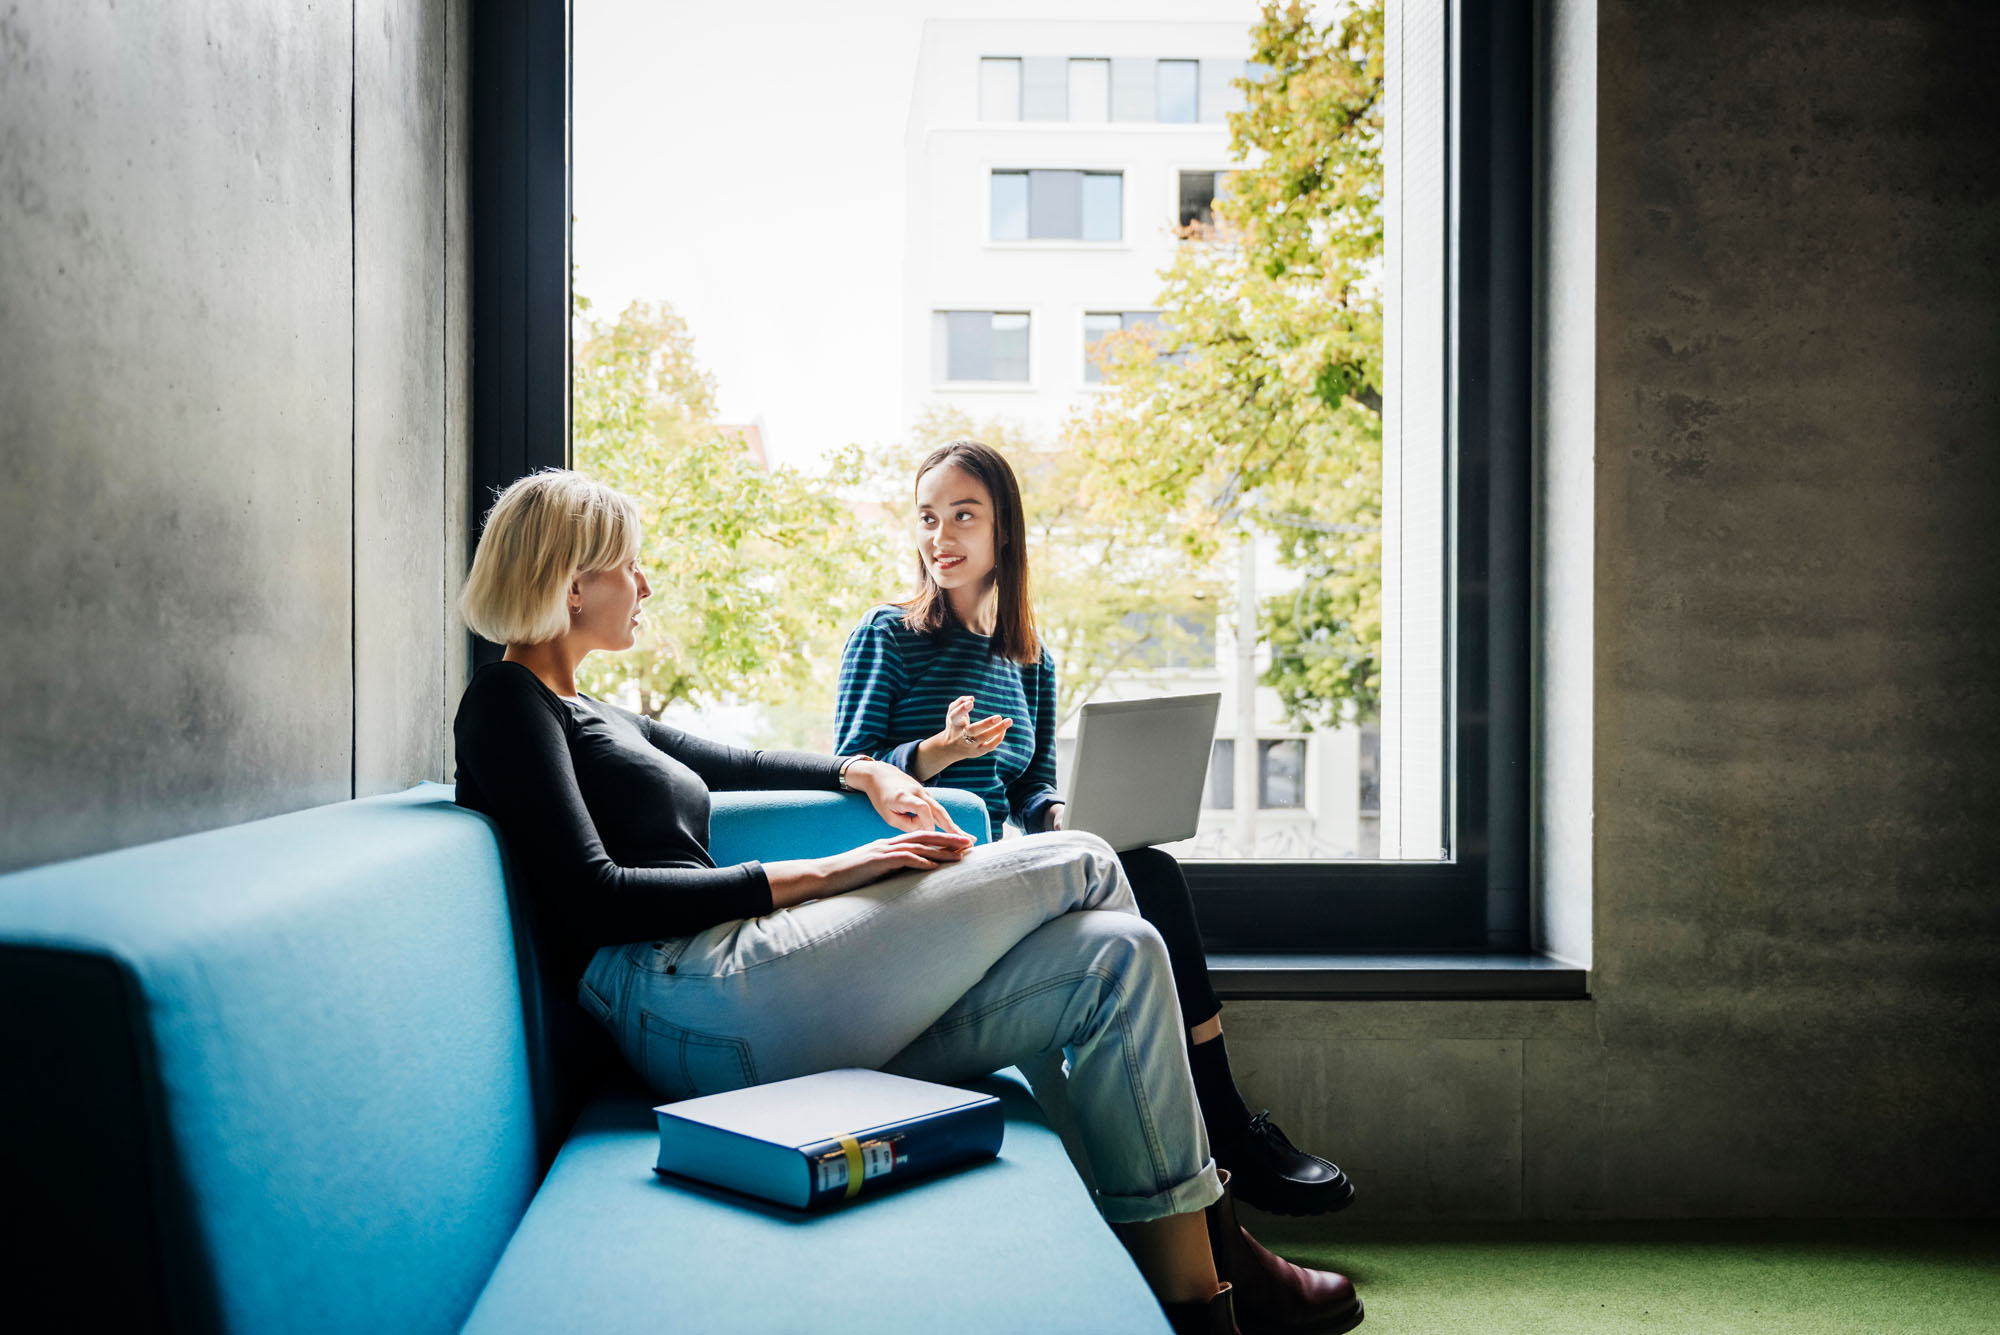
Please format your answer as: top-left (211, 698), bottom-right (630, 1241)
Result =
top-left (1250, 1220), bottom-right (2000, 1334)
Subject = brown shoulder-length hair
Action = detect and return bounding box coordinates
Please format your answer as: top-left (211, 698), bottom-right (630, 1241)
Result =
top-left (897, 439), bottom-right (1041, 664)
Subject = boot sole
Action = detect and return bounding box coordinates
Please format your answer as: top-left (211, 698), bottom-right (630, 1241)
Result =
top-left (1237, 1297), bottom-right (1364, 1335)
top-left (1232, 1178), bottom-right (1358, 1217)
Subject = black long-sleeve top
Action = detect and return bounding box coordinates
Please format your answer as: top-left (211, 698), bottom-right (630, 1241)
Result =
top-left (452, 661), bottom-right (846, 980)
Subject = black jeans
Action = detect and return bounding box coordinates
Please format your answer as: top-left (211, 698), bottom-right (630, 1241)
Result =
top-left (1118, 846), bottom-right (1222, 1031)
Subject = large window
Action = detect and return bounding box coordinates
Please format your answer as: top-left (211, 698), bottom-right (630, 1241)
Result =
top-left (990, 170), bottom-right (1121, 242)
top-left (517, 0), bottom-right (1533, 954)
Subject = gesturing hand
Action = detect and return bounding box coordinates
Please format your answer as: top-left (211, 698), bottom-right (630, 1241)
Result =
top-left (940, 694), bottom-right (1012, 761)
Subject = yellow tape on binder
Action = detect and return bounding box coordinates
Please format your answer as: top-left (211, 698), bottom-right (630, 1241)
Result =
top-left (838, 1136), bottom-right (863, 1199)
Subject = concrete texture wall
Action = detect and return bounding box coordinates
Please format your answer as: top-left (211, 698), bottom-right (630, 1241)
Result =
top-left (1232, 0), bottom-right (2000, 1219)
top-left (0, 0), bottom-right (471, 873)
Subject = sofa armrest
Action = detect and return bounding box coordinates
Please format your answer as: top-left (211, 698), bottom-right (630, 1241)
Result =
top-left (706, 789), bottom-right (990, 868)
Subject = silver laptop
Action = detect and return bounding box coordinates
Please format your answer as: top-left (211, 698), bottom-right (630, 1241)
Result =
top-left (1061, 693), bottom-right (1222, 852)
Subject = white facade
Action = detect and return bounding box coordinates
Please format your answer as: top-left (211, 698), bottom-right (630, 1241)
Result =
top-left (900, 19), bottom-right (1379, 859)
top-left (901, 20), bottom-right (1250, 437)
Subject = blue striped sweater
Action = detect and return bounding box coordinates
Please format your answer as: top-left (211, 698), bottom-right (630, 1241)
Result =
top-left (834, 605), bottom-right (1060, 836)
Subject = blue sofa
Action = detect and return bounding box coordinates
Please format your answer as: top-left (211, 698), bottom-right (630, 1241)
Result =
top-left (0, 782), bottom-right (1171, 1334)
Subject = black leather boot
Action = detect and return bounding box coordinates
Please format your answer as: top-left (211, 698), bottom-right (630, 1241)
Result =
top-left (1161, 1282), bottom-right (1243, 1335)
top-left (1210, 1110), bottom-right (1356, 1216)
top-left (1205, 1170), bottom-right (1364, 1335)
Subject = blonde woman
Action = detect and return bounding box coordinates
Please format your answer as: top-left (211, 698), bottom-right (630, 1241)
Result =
top-left (450, 470), bottom-right (1361, 1335)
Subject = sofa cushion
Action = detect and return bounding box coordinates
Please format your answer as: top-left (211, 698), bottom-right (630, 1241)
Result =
top-left (0, 783), bottom-right (540, 1335)
top-left (461, 1069), bottom-right (1170, 1334)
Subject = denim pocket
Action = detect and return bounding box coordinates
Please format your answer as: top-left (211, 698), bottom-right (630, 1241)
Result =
top-left (639, 1010), bottom-right (757, 1100)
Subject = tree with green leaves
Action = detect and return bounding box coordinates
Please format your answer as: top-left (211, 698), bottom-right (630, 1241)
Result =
top-left (1077, 0), bottom-right (1384, 728)
top-left (570, 295), bottom-right (896, 728)
top-left (852, 407), bottom-right (1226, 726)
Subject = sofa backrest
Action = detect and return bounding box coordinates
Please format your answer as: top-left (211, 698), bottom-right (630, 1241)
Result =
top-left (0, 781), bottom-right (993, 1334)
top-left (0, 783), bottom-right (541, 1335)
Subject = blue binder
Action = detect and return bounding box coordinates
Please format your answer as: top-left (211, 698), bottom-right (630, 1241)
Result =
top-left (654, 1068), bottom-right (1005, 1209)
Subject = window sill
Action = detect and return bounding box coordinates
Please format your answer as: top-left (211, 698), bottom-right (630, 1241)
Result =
top-left (1206, 952), bottom-right (1587, 1001)
top-left (982, 241), bottom-right (1131, 253)
top-left (928, 382), bottom-right (1039, 394)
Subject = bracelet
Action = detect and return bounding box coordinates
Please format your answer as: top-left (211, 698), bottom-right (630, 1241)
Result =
top-left (836, 755), bottom-right (866, 792)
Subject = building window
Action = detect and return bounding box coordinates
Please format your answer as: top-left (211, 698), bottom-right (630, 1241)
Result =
top-left (991, 172), bottom-right (1029, 241)
top-left (979, 58), bottom-right (1021, 121)
top-left (990, 170), bottom-right (1122, 242)
top-left (1156, 60), bottom-right (1199, 123)
top-left (1177, 170), bottom-right (1235, 231)
top-left (1110, 57), bottom-right (1153, 122)
top-left (1199, 59), bottom-right (1251, 123)
top-left (1021, 56), bottom-right (1068, 121)
top-left (1119, 610), bottom-right (1215, 669)
top-left (932, 311), bottom-right (1031, 383)
top-left (1258, 739), bottom-right (1306, 809)
top-left (1068, 59), bottom-right (1110, 123)
top-left (1204, 739), bottom-right (1235, 810)
top-left (1083, 310), bottom-right (1160, 383)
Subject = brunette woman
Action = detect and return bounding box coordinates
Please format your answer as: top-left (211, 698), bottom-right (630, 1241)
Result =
top-left (835, 439), bottom-right (1355, 1219)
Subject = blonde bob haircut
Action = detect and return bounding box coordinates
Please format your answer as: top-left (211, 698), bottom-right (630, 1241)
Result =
top-left (460, 469), bottom-right (644, 646)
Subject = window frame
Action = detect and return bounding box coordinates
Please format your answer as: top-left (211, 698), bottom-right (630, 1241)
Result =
top-left (479, 0), bottom-right (1532, 955)
top-left (930, 309), bottom-right (1035, 389)
top-left (986, 168), bottom-right (1126, 245)
top-left (1177, 0), bottom-right (1532, 952)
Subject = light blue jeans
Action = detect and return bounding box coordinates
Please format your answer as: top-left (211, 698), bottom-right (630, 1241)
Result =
top-left (578, 830), bottom-right (1222, 1223)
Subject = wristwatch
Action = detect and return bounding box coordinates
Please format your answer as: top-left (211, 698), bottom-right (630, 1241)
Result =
top-left (835, 755), bottom-right (867, 792)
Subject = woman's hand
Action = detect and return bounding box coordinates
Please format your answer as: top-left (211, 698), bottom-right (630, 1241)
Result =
top-left (845, 759), bottom-right (970, 837)
top-left (914, 695), bottom-right (1012, 779)
top-left (765, 830), bottom-right (974, 908)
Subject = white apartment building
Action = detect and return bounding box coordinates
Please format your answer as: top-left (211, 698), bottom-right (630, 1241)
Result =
top-left (900, 19), bottom-right (1380, 859)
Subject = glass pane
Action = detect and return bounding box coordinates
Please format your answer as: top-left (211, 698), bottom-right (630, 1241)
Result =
top-left (573, 2), bottom-right (1432, 865)
top-left (1068, 59), bottom-right (1109, 123)
top-left (990, 312), bottom-right (1030, 381)
top-left (1178, 171), bottom-right (1216, 229)
top-left (1258, 739), bottom-right (1306, 809)
top-left (1110, 56), bottom-right (1153, 121)
top-left (1205, 739), bottom-right (1235, 810)
top-left (1021, 55), bottom-right (1067, 121)
top-left (1156, 60), bottom-right (1198, 123)
top-left (1081, 172), bottom-right (1121, 241)
top-left (979, 58), bottom-right (1020, 121)
top-left (1082, 312), bottom-right (1120, 384)
top-left (945, 310), bottom-right (992, 381)
top-left (1028, 169), bottom-right (1081, 240)
top-left (990, 171), bottom-right (1028, 240)
top-left (1199, 59), bottom-right (1246, 123)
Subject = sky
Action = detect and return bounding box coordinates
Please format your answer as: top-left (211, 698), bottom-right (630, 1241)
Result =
top-left (572, 0), bottom-right (1268, 471)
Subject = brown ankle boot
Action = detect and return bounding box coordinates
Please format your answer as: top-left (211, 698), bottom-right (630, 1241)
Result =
top-left (1160, 1282), bottom-right (1243, 1335)
top-left (1205, 1169), bottom-right (1364, 1334)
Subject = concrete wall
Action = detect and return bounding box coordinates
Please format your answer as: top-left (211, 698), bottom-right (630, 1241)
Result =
top-left (0, 0), bottom-right (470, 873)
top-left (1232, 0), bottom-right (2000, 1219)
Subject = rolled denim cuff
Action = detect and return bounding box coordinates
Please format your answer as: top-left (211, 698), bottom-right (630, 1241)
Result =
top-left (1092, 1156), bottom-right (1225, 1224)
